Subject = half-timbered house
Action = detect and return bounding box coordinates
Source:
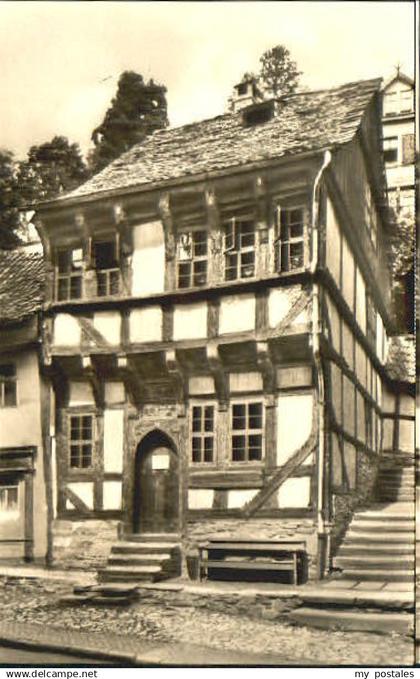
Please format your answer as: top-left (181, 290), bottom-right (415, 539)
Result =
top-left (30, 77), bottom-right (414, 580)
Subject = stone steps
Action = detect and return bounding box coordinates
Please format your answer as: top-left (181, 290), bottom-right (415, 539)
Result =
top-left (340, 568), bottom-right (413, 583)
top-left (345, 531), bottom-right (414, 543)
top-left (339, 543), bottom-right (413, 556)
top-left (60, 583), bottom-right (140, 607)
top-left (348, 521), bottom-right (413, 533)
top-left (98, 534), bottom-right (182, 584)
top-left (335, 555), bottom-right (414, 570)
top-left (290, 607), bottom-right (413, 635)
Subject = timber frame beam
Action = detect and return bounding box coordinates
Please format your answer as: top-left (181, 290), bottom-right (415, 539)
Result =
top-left (206, 342), bottom-right (229, 409)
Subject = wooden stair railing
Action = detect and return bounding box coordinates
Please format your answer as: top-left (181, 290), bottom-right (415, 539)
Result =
top-left (242, 411), bottom-right (318, 518)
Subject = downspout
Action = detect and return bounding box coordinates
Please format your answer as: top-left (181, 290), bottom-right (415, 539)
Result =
top-left (310, 150), bottom-right (332, 578)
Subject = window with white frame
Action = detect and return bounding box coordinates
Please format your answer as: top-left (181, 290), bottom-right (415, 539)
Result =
top-left (93, 238), bottom-right (120, 296)
top-left (0, 485), bottom-right (18, 512)
top-left (191, 404), bottom-right (215, 463)
top-left (56, 247), bottom-right (83, 300)
top-left (231, 401), bottom-right (264, 462)
top-left (363, 186), bottom-right (377, 248)
top-left (69, 414), bottom-right (94, 468)
top-left (383, 137), bottom-right (398, 164)
top-left (177, 229), bottom-right (208, 288)
top-left (223, 216), bottom-right (256, 281)
top-left (274, 205), bottom-right (306, 272)
top-left (0, 364), bottom-right (17, 407)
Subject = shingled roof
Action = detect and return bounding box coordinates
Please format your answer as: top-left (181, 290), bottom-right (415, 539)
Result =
top-left (46, 77), bottom-right (382, 205)
top-left (386, 335), bottom-right (415, 384)
top-left (0, 250), bottom-right (45, 325)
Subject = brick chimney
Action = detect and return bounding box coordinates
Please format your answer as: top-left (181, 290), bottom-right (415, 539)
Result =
top-left (229, 76), bottom-right (262, 113)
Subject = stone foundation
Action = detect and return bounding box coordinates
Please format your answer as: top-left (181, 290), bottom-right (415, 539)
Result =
top-left (330, 450), bottom-right (379, 555)
top-left (52, 519), bottom-right (119, 570)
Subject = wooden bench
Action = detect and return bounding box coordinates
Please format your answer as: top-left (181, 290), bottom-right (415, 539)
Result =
top-left (198, 540), bottom-right (306, 585)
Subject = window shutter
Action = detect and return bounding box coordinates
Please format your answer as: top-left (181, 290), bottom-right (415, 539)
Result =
top-left (273, 204), bottom-right (281, 242)
top-left (402, 134), bottom-right (415, 165)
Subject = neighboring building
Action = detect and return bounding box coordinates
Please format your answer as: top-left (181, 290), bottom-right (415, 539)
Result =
top-left (0, 251), bottom-right (48, 562)
top-left (381, 70), bottom-right (415, 331)
top-left (30, 77), bottom-right (414, 578)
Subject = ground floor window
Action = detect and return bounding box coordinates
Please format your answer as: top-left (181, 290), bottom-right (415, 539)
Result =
top-left (0, 485), bottom-right (18, 511)
top-left (69, 414), bottom-right (94, 468)
top-left (191, 405), bottom-right (215, 463)
top-left (231, 401), bottom-right (264, 462)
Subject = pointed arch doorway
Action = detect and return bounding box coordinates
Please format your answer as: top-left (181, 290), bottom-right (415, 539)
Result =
top-left (133, 430), bottom-right (180, 534)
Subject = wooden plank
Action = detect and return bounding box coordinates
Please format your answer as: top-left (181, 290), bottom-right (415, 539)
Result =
top-left (24, 473), bottom-right (34, 562)
top-left (203, 561), bottom-right (295, 571)
top-left (201, 542), bottom-right (305, 551)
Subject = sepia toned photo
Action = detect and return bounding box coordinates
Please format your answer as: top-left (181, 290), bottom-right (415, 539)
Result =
top-left (0, 0), bottom-right (416, 669)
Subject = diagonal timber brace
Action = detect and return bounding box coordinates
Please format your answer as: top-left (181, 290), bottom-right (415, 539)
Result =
top-left (242, 406), bottom-right (318, 518)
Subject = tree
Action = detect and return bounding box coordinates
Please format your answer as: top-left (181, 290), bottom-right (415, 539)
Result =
top-left (19, 136), bottom-right (89, 202)
top-left (88, 71), bottom-right (169, 174)
top-left (259, 45), bottom-right (301, 98)
top-left (0, 149), bottom-right (22, 249)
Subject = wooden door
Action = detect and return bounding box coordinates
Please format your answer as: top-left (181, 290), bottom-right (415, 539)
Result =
top-left (134, 440), bottom-right (179, 533)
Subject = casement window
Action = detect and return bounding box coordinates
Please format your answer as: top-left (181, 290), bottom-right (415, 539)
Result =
top-left (274, 205), bottom-right (306, 272)
top-left (231, 401), bottom-right (264, 462)
top-left (223, 216), bottom-right (256, 281)
top-left (0, 485), bottom-right (18, 512)
top-left (69, 414), bottom-right (94, 468)
top-left (399, 88), bottom-right (414, 113)
top-left (93, 239), bottom-right (120, 296)
top-left (402, 134), bottom-right (415, 165)
top-left (177, 230), bottom-right (208, 288)
top-left (0, 364), bottom-right (17, 407)
top-left (383, 137), bottom-right (398, 164)
top-left (365, 292), bottom-right (376, 348)
top-left (56, 247), bottom-right (83, 300)
top-left (383, 88), bottom-right (413, 116)
top-left (191, 404), bottom-right (215, 463)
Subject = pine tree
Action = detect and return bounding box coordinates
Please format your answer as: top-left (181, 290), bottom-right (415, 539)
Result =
top-left (259, 45), bottom-right (301, 98)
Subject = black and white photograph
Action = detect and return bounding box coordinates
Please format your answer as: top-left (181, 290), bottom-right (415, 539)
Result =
top-left (0, 0), bottom-right (417, 670)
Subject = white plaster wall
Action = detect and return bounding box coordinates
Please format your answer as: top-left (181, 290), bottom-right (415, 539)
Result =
top-left (105, 382), bottom-right (125, 405)
top-left (103, 409), bottom-right (124, 473)
top-left (342, 237), bottom-right (354, 311)
top-left (326, 198), bottom-right (341, 285)
top-left (189, 376), bottom-right (215, 395)
top-left (69, 381), bottom-right (94, 406)
top-left (188, 489), bottom-right (214, 509)
top-left (132, 221), bottom-right (165, 296)
top-left (229, 372), bottom-right (263, 392)
top-left (399, 419), bottom-right (414, 453)
top-left (400, 394), bottom-right (415, 417)
top-left (173, 302), bottom-right (207, 340)
top-left (278, 477), bottom-right (311, 508)
top-left (376, 314), bottom-right (384, 362)
top-left (268, 287), bottom-right (295, 328)
top-left (219, 294), bottom-right (255, 334)
top-left (103, 481), bottom-right (122, 510)
top-left (67, 482), bottom-right (94, 509)
top-left (276, 393), bottom-right (313, 465)
top-left (129, 307), bottom-right (162, 343)
top-left (54, 314), bottom-right (81, 346)
top-left (227, 489), bottom-right (259, 509)
top-left (93, 311), bottom-right (121, 345)
top-left (355, 268), bottom-right (366, 335)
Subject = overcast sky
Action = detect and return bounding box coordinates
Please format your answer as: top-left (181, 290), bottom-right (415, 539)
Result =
top-left (0, 1), bottom-right (415, 160)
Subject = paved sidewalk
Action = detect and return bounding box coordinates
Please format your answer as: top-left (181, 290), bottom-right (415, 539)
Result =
top-left (0, 620), bottom-right (296, 666)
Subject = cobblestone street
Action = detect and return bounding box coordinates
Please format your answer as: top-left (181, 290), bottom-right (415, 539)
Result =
top-left (0, 577), bottom-right (413, 666)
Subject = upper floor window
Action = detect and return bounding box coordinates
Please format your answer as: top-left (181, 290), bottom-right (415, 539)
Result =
top-left (383, 137), bottom-right (398, 165)
top-left (275, 205), bottom-right (305, 272)
top-left (402, 134), bottom-right (415, 166)
top-left (363, 186), bottom-right (377, 249)
top-left (56, 247), bottom-right (83, 301)
top-left (224, 216), bottom-right (256, 281)
top-left (93, 239), bottom-right (120, 296)
top-left (0, 364), bottom-right (17, 407)
top-left (69, 414), bottom-right (94, 468)
top-left (177, 230), bottom-right (208, 289)
top-left (191, 404), bottom-right (215, 463)
top-left (383, 87), bottom-right (414, 116)
top-left (231, 401), bottom-right (263, 462)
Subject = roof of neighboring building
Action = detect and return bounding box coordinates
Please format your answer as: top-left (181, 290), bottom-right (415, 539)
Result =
top-left (386, 334), bottom-right (415, 383)
top-left (0, 250), bottom-right (45, 325)
top-left (382, 70), bottom-right (414, 90)
top-left (43, 77), bottom-right (382, 205)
